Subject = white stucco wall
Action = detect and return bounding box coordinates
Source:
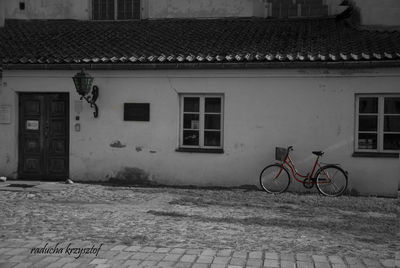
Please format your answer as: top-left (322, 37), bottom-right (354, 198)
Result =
top-left (0, 68), bottom-right (399, 197)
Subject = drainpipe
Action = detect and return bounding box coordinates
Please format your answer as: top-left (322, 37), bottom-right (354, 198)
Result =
top-left (0, 0), bottom-right (5, 27)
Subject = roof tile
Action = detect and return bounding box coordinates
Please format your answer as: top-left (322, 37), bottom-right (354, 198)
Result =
top-left (0, 17), bottom-right (399, 66)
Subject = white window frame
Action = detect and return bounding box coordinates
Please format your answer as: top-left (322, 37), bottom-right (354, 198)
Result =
top-left (355, 94), bottom-right (400, 153)
top-left (179, 94), bottom-right (224, 150)
top-left (91, 0), bottom-right (141, 20)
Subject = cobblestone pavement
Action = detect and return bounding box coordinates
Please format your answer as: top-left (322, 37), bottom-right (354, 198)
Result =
top-left (0, 239), bottom-right (398, 268)
top-left (0, 182), bottom-right (398, 267)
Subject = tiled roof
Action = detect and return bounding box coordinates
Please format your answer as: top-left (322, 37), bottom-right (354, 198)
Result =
top-left (0, 17), bottom-right (400, 66)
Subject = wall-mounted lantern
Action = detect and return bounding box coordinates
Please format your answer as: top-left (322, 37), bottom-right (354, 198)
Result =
top-left (72, 69), bottom-right (99, 118)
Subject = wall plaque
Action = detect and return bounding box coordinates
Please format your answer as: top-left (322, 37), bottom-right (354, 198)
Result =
top-left (124, 103), bottom-right (150, 121)
top-left (26, 120), bottom-right (39, 130)
top-left (0, 105), bottom-right (11, 124)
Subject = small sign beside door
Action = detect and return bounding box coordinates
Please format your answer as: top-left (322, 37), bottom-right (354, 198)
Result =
top-left (26, 120), bottom-right (39, 130)
top-left (0, 105), bottom-right (11, 124)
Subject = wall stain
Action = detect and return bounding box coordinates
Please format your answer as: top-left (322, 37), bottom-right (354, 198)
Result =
top-left (149, 150), bottom-right (157, 154)
top-left (110, 140), bottom-right (126, 148)
top-left (135, 146), bottom-right (143, 152)
top-left (109, 167), bottom-right (153, 185)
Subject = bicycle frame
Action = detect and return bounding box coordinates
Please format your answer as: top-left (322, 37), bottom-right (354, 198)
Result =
top-left (278, 152), bottom-right (322, 184)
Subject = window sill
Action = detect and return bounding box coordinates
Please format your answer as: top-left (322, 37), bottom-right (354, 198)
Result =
top-left (176, 148), bottom-right (224, 154)
top-left (352, 152), bottom-right (399, 158)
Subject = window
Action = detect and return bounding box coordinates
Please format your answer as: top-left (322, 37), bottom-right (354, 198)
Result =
top-left (92, 0), bottom-right (140, 20)
top-left (179, 95), bottom-right (224, 150)
top-left (356, 95), bottom-right (400, 152)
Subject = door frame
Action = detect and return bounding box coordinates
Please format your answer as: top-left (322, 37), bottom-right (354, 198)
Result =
top-left (17, 92), bottom-right (70, 181)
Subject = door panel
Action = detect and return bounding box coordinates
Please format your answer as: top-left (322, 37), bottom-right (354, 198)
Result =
top-left (19, 93), bottom-right (69, 180)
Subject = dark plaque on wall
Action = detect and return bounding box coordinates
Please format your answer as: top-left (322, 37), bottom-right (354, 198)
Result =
top-left (124, 103), bottom-right (150, 121)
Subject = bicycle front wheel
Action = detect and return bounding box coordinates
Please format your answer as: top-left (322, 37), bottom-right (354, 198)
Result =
top-left (259, 164), bottom-right (290, 194)
top-left (316, 165), bottom-right (348, 197)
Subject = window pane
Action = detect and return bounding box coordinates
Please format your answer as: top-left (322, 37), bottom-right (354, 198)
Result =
top-left (384, 134), bottom-right (400, 150)
top-left (205, 98), bottom-right (221, 113)
top-left (384, 115), bottom-right (400, 132)
top-left (184, 98), bottom-right (199, 112)
top-left (205, 114), bottom-right (221, 130)
top-left (359, 97), bottom-right (378, 113)
top-left (359, 115), bottom-right (378, 131)
top-left (183, 114), bottom-right (199, 129)
top-left (204, 131), bottom-right (221, 147)
top-left (358, 133), bottom-right (377, 149)
top-left (183, 131), bottom-right (199, 146)
top-left (384, 97), bottom-right (400, 114)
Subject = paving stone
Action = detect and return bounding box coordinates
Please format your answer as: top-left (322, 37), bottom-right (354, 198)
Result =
top-left (0, 263), bottom-right (19, 268)
top-left (131, 252), bottom-right (150, 260)
top-left (139, 260), bottom-right (158, 267)
top-left (175, 262), bottom-right (194, 268)
top-left (114, 251), bottom-right (133, 260)
top-left (187, 249), bottom-right (202, 255)
top-left (297, 254), bottom-right (312, 261)
top-left (110, 245), bottom-right (127, 251)
top-left (180, 254), bottom-right (198, 263)
top-left (122, 259), bottom-right (142, 267)
top-left (281, 260), bottom-right (296, 268)
top-left (192, 264), bottom-right (210, 268)
top-left (229, 257), bottom-right (247, 266)
top-left (362, 258), bottom-right (382, 267)
top-left (249, 251), bottom-right (263, 259)
top-left (296, 261), bottom-right (314, 268)
top-left (379, 259), bottom-right (395, 267)
top-left (217, 249), bottom-right (233, 257)
top-left (246, 258), bottom-right (263, 267)
top-left (12, 263), bottom-right (33, 268)
top-left (197, 256), bottom-right (214, 264)
top-left (314, 262), bottom-right (331, 268)
top-left (92, 264), bottom-right (111, 268)
top-left (313, 255), bottom-right (329, 263)
top-left (349, 265), bottom-right (366, 268)
top-left (145, 253), bottom-right (166, 261)
top-left (140, 247), bottom-right (157, 253)
top-left (232, 251), bottom-right (247, 258)
top-left (210, 264), bottom-right (226, 268)
top-left (90, 259), bottom-right (108, 265)
top-left (156, 261), bottom-right (176, 268)
top-left (263, 258), bottom-right (279, 267)
top-left (155, 248), bottom-right (172, 254)
top-left (329, 256), bottom-right (345, 265)
top-left (125, 246), bottom-right (142, 252)
top-left (346, 257), bottom-right (362, 265)
top-left (163, 254), bottom-right (183, 262)
top-left (213, 256), bottom-right (231, 264)
top-left (3, 248), bottom-right (28, 255)
top-left (201, 250), bottom-right (217, 256)
top-left (331, 264), bottom-right (347, 268)
top-left (62, 263), bottom-right (81, 268)
top-left (281, 254), bottom-right (295, 261)
top-left (264, 252), bottom-right (279, 260)
top-left (6, 255), bottom-right (28, 262)
top-left (170, 248), bottom-right (186, 254)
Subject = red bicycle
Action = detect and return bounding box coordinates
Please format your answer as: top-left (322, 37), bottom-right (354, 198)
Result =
top-left (259, 146), bottom-right (348, 197)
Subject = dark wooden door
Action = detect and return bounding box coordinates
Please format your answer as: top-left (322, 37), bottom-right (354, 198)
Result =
top-left (18, 93), bottom-right (69, 180)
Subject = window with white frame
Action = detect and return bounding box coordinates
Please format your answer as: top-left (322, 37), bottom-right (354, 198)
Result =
top-left (356, 95), bottom-right (400, 152)
top-left (180, 95), bottom-right (224, 149)
top-left (92, 0), bottom-right (140, 20)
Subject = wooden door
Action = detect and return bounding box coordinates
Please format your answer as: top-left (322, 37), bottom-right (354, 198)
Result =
top-left (18, 93), bottom-right (69, 180)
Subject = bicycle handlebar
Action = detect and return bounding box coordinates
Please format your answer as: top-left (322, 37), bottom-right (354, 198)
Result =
top-left (287, 146), bottom-right (294, 151)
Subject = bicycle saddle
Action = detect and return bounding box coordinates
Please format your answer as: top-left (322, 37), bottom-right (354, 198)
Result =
top-left (312, 151), bottom-right (324, 156)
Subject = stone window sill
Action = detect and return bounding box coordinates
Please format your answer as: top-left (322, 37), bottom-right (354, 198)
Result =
top-left (352, 152), bottom-right (399, 158)
top-left (176, 148), bottom-right (224, 154)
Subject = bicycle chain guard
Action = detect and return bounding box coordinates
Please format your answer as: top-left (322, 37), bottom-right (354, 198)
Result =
top-left (302, 178), bottom-right (314, 189)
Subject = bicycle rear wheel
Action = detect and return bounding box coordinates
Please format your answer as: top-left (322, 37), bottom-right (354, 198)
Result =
top-left (315, 165), bottom-right (348, 197)
top-left (259, 164), bottom-right (290, 194)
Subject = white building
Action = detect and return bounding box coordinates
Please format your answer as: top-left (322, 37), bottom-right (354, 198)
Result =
top-left (0, 0), bottom-right (399, 197)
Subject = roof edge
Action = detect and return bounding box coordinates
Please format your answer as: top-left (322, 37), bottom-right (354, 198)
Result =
top-left (3, 61), bottom-right (400, 71)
